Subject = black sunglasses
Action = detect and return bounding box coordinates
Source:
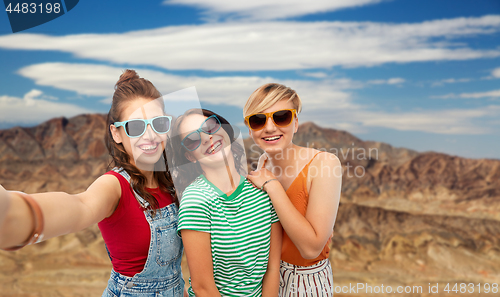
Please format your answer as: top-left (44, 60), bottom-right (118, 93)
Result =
top-left (181, 115), bottom-right (222, 151)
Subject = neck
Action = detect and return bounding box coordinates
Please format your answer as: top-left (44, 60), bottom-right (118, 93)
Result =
top-left (129, 158), bottom-right (157, 188)
top-left (141, 169), bottom-right (157, 188)
top-left (265, 143), bottom-right (299, 168)
top-left (201, 156), bottom-right (240, 195)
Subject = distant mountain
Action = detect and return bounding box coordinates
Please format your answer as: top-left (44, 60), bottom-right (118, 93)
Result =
top-left (1, 114), bottom-right (499, 296)
top-left (0, 114), bottom-right (109, 194)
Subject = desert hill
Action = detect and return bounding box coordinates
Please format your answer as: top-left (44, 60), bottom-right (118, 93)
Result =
top-left (0, 114), bottom-right (499, 296)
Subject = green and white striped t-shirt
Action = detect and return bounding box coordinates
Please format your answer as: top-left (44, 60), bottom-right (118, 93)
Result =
top-left (178, 174), bottom-right (280, 297)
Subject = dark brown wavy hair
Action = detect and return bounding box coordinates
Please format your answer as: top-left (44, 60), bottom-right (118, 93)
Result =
top-left (105, 69), bottom-right (177, 211)
top-left (170, 109), bottom-right (246, 196)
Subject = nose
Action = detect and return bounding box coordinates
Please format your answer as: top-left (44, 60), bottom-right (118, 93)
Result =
top-left (142, 123), bottom-right (155, 139)
top-left (200, 131), bottom-right (212, 145)
top-left (263, 114), bottom-right (277, 132)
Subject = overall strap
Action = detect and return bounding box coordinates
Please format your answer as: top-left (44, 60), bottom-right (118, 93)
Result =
top-left (112, 167), bottom-right (150, 209)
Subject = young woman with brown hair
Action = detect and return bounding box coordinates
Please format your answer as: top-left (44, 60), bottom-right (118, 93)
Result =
top-left (0, 70), bottom-right (186, 297)
top-left (171, 108), bottom-right (282, 297)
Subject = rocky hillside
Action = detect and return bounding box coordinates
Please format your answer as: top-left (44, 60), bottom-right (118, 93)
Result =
top-left (0, 114), bottom-right (499, 296)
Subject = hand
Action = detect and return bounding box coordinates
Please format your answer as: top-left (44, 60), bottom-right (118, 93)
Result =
top-left (247, 168), bottom-right (278, 190)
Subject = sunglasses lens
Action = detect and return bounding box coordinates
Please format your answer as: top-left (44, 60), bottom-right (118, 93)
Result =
top-left (152, 116), bottom-right (171, 133)
top-left (183, 133), bottom-right (201, 151)
top-left (202, 117), bottom-right (220, 134)
top-left (272, 110), bottom-right (293, 127)
top-left (125, 120), bottom-right (146, 137)
top-left (248, 114), bottom-right (267, 130)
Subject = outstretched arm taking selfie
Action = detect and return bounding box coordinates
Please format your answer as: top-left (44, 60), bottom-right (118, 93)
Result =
top-left (262, 222), bottom-right (282, 297)
top-left (0, 185), bottom-right (11, 234)
top-left (0, 174), bottom-right (121, 250)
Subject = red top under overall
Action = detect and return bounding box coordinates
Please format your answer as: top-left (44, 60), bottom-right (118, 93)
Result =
top-left (98, 170), bottom-right (174, 277)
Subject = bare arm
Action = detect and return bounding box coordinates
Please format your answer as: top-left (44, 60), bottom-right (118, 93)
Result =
top-left (248, 153), bottom-right (342, 259)
top-left (0, 185), bottom-right (12, 232)
top-left (0, 175), bottom-right (121, 249)
top-left (181, 229), bottom-right (221, 297)
top-left (262, 222), bottom-right (282, 297)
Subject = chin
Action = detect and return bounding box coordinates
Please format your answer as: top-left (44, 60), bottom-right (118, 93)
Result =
top-left (263, 147), bottom-right (285, 155)
top-left (199, 145), bottom-right (232, 167)
top-left (134, 152), bottom-right (164, 169)
top-left (259, 139), bottom-right (289, 151)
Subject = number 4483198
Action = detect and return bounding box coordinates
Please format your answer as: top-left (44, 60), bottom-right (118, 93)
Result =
top-left (443, 283), bottom-right (499, 294)
top-left (5, 3), bottom-right (61, 14)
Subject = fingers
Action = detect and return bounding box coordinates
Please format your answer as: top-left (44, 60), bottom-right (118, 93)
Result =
top-left (246, 177), bottom-right (259, 190)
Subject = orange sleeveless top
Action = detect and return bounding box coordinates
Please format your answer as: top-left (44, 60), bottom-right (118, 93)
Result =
top-left (265, 152), bottom-right (329, 267)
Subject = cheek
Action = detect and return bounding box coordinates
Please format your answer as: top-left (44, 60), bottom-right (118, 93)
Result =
top-left (249, 129), bottom-right (261, 141)
top-left (121, 138), bottom-right (135, 153)
top-left (283, 124), bottom-right (296, 135)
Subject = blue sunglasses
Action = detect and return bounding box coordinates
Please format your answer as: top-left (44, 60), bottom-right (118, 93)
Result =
top-left (181, 115), bottom-right (222, 151)
top-left (114, 115), bottom-right (172, 138)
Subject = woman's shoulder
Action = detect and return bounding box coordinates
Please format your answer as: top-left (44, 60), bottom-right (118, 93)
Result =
top-left (181, 177), bottom-right (213, 201)
top-left (184, 176), bottom-right (206, 189)
top-left (103, 168), bottom-right (129, 185)
top-left (294, 147), bottom-right (341, 172)
top-left (242, 178), bottom-right (268, 195)
top-left (310, 148), bottom-right (339, 163)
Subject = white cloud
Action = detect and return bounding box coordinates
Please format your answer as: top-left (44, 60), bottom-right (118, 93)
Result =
top-left (431, 89), bottom-right (500, 99)
top-left (163, 0), bottom-right (382, 21)
top-left (0, 89), bottom-right (94, 125)
top-left (387, 78), bottom-right (405, 85)
top-left (305, 105), bottom-right (500, 135)
top-left (430, 93), bottom-right (458, 99)
top-left (492, 67), bottom-right (500, 78)
top-left (357, 108), bottom-right (498, 134)
top-left (431, 77), bottom-right (472, 86)
top-left (459, 89), bottom-right (500, 99)
top-left (368, 77), bottom-right (405, 85)
top-left (1, 16), bottom-right (500, 71)
top-left (16, 62), bottom-right (500, 135)
top-left (299, 72), bottom-right (329, 79)
top-left (18, 63), bottom-right (122, 97)
top-left (17, 62), bottom-right (355, 110)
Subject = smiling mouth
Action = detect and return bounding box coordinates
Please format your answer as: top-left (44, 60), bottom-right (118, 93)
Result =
top-left (139, 143), bottom-right (159, 153)
top-left (206, 140), bottom-right (222, 155)
top-left (263, 135), bottom-right (282, 141)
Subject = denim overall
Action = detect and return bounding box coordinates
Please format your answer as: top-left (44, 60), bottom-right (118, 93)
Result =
top-left (102, 168), bottom-right (184, 297)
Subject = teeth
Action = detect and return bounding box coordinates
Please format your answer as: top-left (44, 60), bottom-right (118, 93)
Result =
top-left (264, 136), bottom-right (281, 141)
top-left (141, 144), bottom-right (158, 151)
top-left (207, 141), bottom-right (222, 154)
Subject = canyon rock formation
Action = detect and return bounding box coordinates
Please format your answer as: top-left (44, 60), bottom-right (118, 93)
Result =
top-left (0, 115), bottom-right (499, 296)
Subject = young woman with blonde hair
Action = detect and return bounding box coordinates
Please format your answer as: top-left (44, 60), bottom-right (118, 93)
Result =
top-left (245, 83), bottom-right (342, 297)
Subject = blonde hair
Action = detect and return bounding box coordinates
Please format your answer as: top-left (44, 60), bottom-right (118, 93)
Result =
top-left (243, 83), bottom-right (302, 118)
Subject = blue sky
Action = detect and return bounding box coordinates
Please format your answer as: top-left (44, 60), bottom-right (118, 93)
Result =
top-left (0, 0), bottom-right (499, 159)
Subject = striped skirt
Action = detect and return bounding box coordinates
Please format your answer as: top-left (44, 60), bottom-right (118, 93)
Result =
top-left (279, 259), bottom-right (333, 297)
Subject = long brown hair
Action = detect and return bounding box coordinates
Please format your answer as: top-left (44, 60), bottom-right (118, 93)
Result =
top-left (105, 69), bottom-right (177, 210)
top-left (170, 109), bottom-right (246, 196)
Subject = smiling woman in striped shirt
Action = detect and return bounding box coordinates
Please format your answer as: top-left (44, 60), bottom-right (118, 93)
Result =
top-left (170, 108), bottom-right (282, 297)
